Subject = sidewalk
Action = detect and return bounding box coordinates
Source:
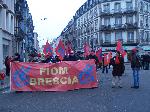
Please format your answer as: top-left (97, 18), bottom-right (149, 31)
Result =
top-left (0, 76), bottom-right (10, 92)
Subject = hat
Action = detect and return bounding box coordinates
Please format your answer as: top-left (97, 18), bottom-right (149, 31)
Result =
top-left (132, 48), bottom-right (137, 53)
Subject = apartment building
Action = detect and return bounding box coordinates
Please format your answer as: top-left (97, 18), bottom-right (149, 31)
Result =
top-left (0, 0), bottom-right (15, 69)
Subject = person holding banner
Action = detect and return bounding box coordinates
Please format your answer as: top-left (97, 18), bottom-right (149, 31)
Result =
top-left (66, 51), bottom-right (77, 61)
top-left (86, 50), bottom-right (99, 69)
top-left (111, 51), bottom-right (125, 88)
top-left (13, 53), bottom-right (21, 62)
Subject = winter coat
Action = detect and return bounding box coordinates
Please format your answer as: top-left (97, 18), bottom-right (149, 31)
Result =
top-left (86, 54), bottom-right (99, 64)
top-left (67, 55), bottom-right (77, 61)
top-left (110, 56), bottom-right (125, 76)
top-left (131, 54), bottom-right (141, 69)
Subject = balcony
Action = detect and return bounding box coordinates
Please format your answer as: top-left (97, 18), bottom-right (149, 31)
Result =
top-left (113, 9), bottom-right (123, 15)
top-left (125, 23), bottom-right (139, 29)
top-left (14, 27), bottom-right (25, 41)
top-left (112, 24), bottom-right (126, 30)
top-left (102, 42), bottom-right (116, 47)
top-left (123, 8), bottom-right (137, 15)
top-left (0, 0), bottom-right (3, 7)
top-left (100, 8), bottom-right (137, 17)
top-left (15, 6), bottom-right (23, 20)
top-left (2, 0), bottom-right (7, 8)
top-left (124, 40), bottom-right (139, 46)
top-left (100, 25), bottom-right (112, 31)
top-left (100, 10), bottom-right (112, 17)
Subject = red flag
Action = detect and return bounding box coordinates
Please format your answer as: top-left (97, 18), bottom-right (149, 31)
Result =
top-left (108, 52), bottom-right (112, 64)
top-left (104, 53), bottom-right (109, 66)
top-left (43, 40), bottom-right (53, 56)
top-left (96, 48), bottom-right (102, 62)
top-left (66, 41), bottom-right (72, 55)
top-left (116, 40), bottom-right (126, 57)
top-left (84, 42), bottom-right (90, 56)
top-left (55, 40), bottom-right (65, 60)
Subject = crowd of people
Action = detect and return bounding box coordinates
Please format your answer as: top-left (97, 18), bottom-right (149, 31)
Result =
top-left (1, 49), bottom-right (150, 90)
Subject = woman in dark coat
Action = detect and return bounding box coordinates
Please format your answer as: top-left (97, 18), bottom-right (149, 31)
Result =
top-left (5, 56), bottom-right (11, 76)
top-left (110, 51), bottom-right (125, 88)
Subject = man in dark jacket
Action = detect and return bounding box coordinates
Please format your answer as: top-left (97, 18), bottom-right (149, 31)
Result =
top-left (86, 50), bottom-right (99, 64)
top-left (130, 49), bottom-right (141, 89)
top-left (67, 51), bottom-right (77, 61)
top-left (13, 53), bottom-right (21, 62)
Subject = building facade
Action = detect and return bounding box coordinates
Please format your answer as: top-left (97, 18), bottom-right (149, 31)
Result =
top-left (14, 0), bottom-right (34, 61)
top-left (0, 0), bottom-right (15, 69)
top-left (61, 0), bottom-right (150, 52)
top-left (33, 32), bottom-right (39, 52)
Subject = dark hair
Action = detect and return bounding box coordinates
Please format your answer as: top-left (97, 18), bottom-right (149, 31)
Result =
top-left (116, 51), bottom-right (121, 56)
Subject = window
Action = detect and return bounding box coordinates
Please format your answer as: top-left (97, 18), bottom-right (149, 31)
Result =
top-left (3, 45), bottom-right (9, 60)
top-left (140, 2), bottom-right (143, 12)
top-left (95, 33), bottom-right (99, 44)
top-left (11, 15), bottom-right (13, 33)
top-left (126, 16), bottom-right (133, 24)
top-left (78, 19), bottom-right (80, 27)
top-left (114, 3), bottom-right (121, 12)
top-left (104, 17), bottom-right (110, 26)
top-left (115, 32), bottom-right (122, 41)
top-left (94, 7), bottom-right (98, 17)
top-left (90, 9), bottom-right (93, 20)
top-left (145, 31), bottom-right (149, 41)
top-left (145, 16), bottom-right (148, 27)
top-left (103, 3), bottom-right (110, 12)
top-left (140, 30), bottom-right (144, 42)
top-left (89, 0), bottom-right (92, 6)
top-left (78, 39), bottom-right (81, 47)
top-left (86, 13), bottom-right (89, 21)
top-left (81, 17), bottom-right (83, 25)
top-left (0, 9), bottom-right (2, 27)
top-left (145, 3), bottom-right (148, 12)
top-left (104, 33), bottom-right (111, 43)
top-left (127, 31), bottom-right (134, 42)
top-left (87, 36), bottom-right (90, 45)
top-left (95, 19), bottom-right (98, 31)
top-left (115, 17), bottom-right (122, 25)
top-left (6, 12), bottom-right (9, 31)
top-left (126, 2), bottom-right (133, 10)
top-left (140, 15), bottom-right (144, 28)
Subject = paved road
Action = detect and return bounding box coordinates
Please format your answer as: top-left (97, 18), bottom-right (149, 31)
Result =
top-left (0, 64), bottom-right (150, 112)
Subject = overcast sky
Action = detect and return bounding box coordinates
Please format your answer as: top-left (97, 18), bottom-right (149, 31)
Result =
top-left (26, 0), bottom-right (87, 46)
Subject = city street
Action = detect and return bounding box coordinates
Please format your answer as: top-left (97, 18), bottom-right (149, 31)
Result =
top-left (0, 64), bottom-right (150, 112)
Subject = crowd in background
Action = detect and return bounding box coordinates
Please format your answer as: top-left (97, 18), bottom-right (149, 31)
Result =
top-left (1, 49), bottom-right (150, 89)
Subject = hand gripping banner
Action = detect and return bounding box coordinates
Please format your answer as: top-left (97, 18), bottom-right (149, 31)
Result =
top-left (10, 60), bottom-right (98, 91)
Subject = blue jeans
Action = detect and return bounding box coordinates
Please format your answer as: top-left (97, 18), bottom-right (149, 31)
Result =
top-left (132, 68), bottom-right (140, 87)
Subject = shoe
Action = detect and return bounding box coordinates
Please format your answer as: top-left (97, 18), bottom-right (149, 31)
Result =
top-left (131, 86), bottom-right (139, 89)
top-left (135, 86), bottom-right (139, 89)
top-left (131, 86), bottom-right (135, 88)
top-left (112, 86), bottom-right (115, 88)
top-left (118, 86), bottom-right (123, 88)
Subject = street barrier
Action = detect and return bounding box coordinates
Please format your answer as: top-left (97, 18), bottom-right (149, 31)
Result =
top-left (10, 60), bottom-right (98, 91)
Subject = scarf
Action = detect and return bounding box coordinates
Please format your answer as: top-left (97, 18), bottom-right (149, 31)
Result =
top-left (115, 56), bottom-right (120, 64)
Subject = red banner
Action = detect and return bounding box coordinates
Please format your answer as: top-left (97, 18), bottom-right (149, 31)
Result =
top-left (10, 60), bottom-right (98, 91)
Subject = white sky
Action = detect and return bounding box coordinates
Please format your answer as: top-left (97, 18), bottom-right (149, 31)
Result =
top-left (26, 0), bottom-right (87, 46)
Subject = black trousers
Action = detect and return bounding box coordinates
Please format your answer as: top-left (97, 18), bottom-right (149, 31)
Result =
top-left (102, 66), bottom-right (108, 73)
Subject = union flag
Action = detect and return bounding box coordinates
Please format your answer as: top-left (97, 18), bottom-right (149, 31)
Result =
top-left (116, 40), bottom-right (126, 57)
top-left (65, 41), bottom-right (72, 55)
top-left (96, 48), bottom-right (102, 62)
top-left (55, 40), bottom-right (65, 60)
top-left (43, 40), bottom-right (53, 56)
top-left (84, 42), bottom-right (90, 56)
